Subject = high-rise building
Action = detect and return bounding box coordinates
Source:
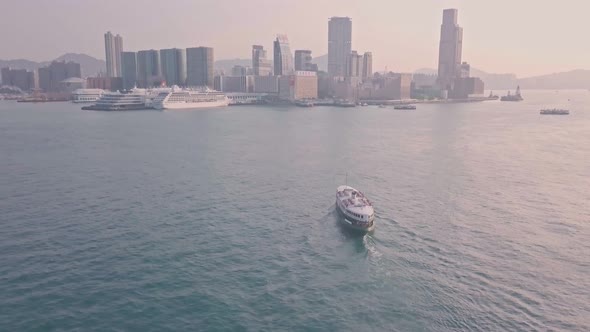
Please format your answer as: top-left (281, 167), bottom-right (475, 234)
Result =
top-left (278, 71), bottom-right (318, 101)
top-left (231, 65), bottom-right (248, 77)
top-left (273, 35), bottom-right (293, 76)
top-left (121, 51), bottom-right (137, 89)
top-left (36, 61), bottom-right (81, 92)
top-left (294, 50), bottom-right (315, 71)
top-left (328, 17), bottom-right (352, 77)
top-left (362, 52), bottom-right (373, 80)
top-left (437, 9), bottom-right (463, 90)
top-left (347, 51), bottom-right (363, 77)
top-left (186, 47), bottom-right (214, 88)
top-left (104, 32), bottom-right (123, 77)
top-left (160, 48), bottom-right (187, 86)
top-left (252, 45), bottom-right (272, 76)
top-left (0, 67), bottom-right (36, 91)
top-left (137, 50), bottom-right (162, 88)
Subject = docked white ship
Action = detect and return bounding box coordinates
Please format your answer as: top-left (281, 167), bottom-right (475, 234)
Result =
top-left (71, 89), bottom-right (105, 103)
top-left (335, 186), bottom-right (375, 232)
top-left (152, 86), bottom-right (229, 110)
top-left (81, 88), bottom-right (148, 111)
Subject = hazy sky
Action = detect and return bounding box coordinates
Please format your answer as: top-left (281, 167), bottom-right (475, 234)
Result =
top-left (1, 0), bottom-right (588, 77)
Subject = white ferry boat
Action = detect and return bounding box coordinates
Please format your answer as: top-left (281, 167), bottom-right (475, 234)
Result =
top-left (71, 89), bottom-right (104, 103)
top-left (152, 86), bottom-right (229, 110)
top-left (540, 109), bottom-right (569, 115)
top-left (335, 186), bottom-right (375, 232)
top-left (81, 89), bottom-right (148, 111)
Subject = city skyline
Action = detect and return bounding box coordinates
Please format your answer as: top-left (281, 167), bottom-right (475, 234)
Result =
top-left (1, 0), bottom-right (589, 77)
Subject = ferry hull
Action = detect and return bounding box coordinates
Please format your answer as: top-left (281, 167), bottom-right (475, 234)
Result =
top-left (335, 200), bottom-right (375, 233)
top-left (155, 100), bottom-right (229, 110)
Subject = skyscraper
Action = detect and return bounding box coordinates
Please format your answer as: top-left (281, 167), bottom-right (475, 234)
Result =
top-left (186, 47), bottom-right (214, 88)
top-left (273, 35), bottom-right (293, 76)
top-left (437, 9), bottom-right (463, 90)
top-left (104, 32), bottom-right (123, 77)
top-left (137, 50), bottom-right (161, 88)
top-left (294, 50), bottom-right (314, 71)
top-left (362, 52), bottom-right (373, 80)
top-left (346, 51), bottom-right (363, 77)
top-left (252, 45), bottom-right (272, 76)
top-left (121, 52), bottom-right (137, 89)
top-left (328, 17), bottom-right (352, 77)
top-left (160, 48), bottom-right (187, 86)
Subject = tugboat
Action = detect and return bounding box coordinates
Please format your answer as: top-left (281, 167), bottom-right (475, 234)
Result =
top-left (335, 186), bottom-right (375, 233)
top-left (540, 109), bottom-right (569, 115)
top-left (393, 104), bottom-right (417, 110)
top-left (501, 86), bottom-right (524, 101)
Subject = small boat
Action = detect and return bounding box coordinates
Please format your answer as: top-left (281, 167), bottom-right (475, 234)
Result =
top-left (378, 104), bottom-right (387, 108)
top-left (295, 100), bottom-right (314, 107)
top-left (540, 109), bottom-right (569, 115)
top-left (393, 104), bottom-right (416, 110)
top-left (335, 186), bottom-right (375, 233)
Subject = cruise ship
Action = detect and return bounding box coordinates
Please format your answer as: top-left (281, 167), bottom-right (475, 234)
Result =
top-left (81, 89), bottom-right (148, 111)
top-left (152, 86), bottom-right (229, 110)
top-left (71, 89), bottom-right (105, 103)
top-left (335, 186), bottom-right (375, 232)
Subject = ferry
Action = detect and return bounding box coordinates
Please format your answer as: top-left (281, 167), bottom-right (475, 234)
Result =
top-left (540, 109), bottom-right (569, 115)
top-left (393, 104), bottom-right (417, 110)
top-left (295, 100), bottom-right (314, 107)
top-left (335, 186), bottom-right (375, 232)
top-left (152, 86), bottom-right (229, 110)
top-left (81, 89), bottom-right (148, 111)
top-left (71, 89), bottom-right (104, 103)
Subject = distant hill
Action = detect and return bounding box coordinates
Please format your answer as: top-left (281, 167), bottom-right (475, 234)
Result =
top-left (517, 70), bottom-right (590, 90)
top-left (0, 53), bottom-right (105, 77)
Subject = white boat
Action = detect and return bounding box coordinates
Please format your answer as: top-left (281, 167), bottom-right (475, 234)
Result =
top-left (152, 86), bottom-right (229, 110)
top-left (335, 186), bottom-right (375, 232)
top-left (81, 88), bottom-right (148, 111)
top-left (71, 89), bottom-right (105, 103)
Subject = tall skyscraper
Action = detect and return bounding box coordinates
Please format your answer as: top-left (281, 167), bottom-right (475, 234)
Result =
top-left (121, 52), bottom-right (137, 89)
top-left (160, 48), bottom-right (187, 86)
top-left (252, 45), bottom-right (272, 76)
top-left (294, 50), bottom-right (315, 71)
top-left (273, 35), bottom-right (293, 76)
top-left (328, 17), bottom-right (352, 77)
top-left (186, 47), bottom-right (214, 88)
top-left (137, 50), bottom-right (161, 88)
top-left (362, 52), bottom-right (373, 80)
top-left (104, 32), bottom-right (123, 77)
top-left (437, 9), bottom-right (463, 90)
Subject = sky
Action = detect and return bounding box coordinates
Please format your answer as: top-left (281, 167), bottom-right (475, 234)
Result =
top-left (1, 0), bottom-right (588, 77)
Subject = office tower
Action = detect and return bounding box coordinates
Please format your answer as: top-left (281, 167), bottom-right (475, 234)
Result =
top-left (328, 17), bottom-right (352, 77)
top-left (161, 48), bottom-right (187, 86)
top-left (231, 65), bottom-right (248, 76)
top-left (252, 45), bottom-right (272, 76)
top-left (273, 35), bottom-right (293, 76)
top-left (294, 50), bottom-right (315, 71)
top-left (437, 9), bottom-right (463, 90)
top-left (186, 47), bottom-right (214, 88)
top-left (0, 67), bottom-right (35, 91)
top-left (104, 32), bottom-right (123, 77)
top-left (121, 52), bottom-right (137, 89)
top-left (362, 52), bottom-right (373, 80)
top-left (347, 51), bottom-right (363, 77)
top-left (137, 50), bottom-right (161, 88)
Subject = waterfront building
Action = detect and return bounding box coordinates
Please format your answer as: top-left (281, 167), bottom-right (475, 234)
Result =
top-left (450, 77), bottom-right (484, 99)
top-left (121, 52), bottom-right (137, 89)
top-left (105, 32), bottom-right (123, 77)
top-left (273, 35), bottom-right (294, 76)
top-left (186, 47), bottom-right (214, 88)
top-left (362, 52), bottom-right (373, 80)
top-left (328, 17), bottom-right (352, 77)
top-left (36, 61), bottom-right (81, 92)
top-left (253, 76), bottom-right (279, 94)
top-left (87, 77), bottom-right (123, 91)
top-left (137, 50), bottom-right (162, 88)
top-left (359, 73), bottom-right (412, 100)
top-left (1, 67), bottom-right (36, 91)
top-left (437, 9), bottom-right (463, 91)
top-left (294, 50), bottom-right (316, 72)
top-left (252, 45), bottom-right (272, 76)
top-left (160, 48), bottom-right (187, 86)
top-left (214, 75), bottom-right (253, 93)
top-left (278, 71), bottom-right (318, 101)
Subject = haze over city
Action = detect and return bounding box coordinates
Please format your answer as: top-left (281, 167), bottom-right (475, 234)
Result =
top-left (1, 0), bottom-right (589, 77)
